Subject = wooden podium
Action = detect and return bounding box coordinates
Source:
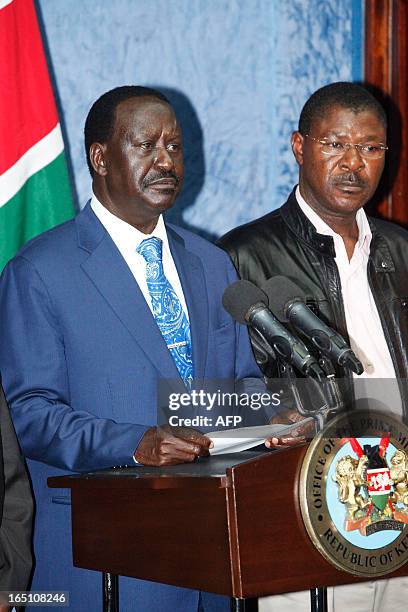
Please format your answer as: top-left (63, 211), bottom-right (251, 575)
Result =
top-left (48, 447), bottom-right (408, 611)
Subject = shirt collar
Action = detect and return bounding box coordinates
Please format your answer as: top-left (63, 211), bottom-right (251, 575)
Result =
top-left (295, 185), bottom-right (372, 253)
top-left (90, 193), bottom-right (170, 257)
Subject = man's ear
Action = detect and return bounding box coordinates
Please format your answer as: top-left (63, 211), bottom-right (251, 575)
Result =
top-left (291, 131), bottom-right (304, 166)
top-left (89, 143), bottom-right (108, 176)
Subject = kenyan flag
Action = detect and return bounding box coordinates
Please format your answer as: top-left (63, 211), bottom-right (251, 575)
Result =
top-left (364, 442), bottom-right (392, 513)
top-left (0, 0), bottom-right (75, 271)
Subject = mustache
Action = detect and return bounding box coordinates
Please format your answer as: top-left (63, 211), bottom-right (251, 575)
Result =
top-left (332, 173), bottom-right (367, 188)
top-left (142, 170), bottom-right (181, 188)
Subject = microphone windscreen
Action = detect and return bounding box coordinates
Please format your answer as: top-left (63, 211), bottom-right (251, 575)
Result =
top-left (262, 276), bottom-right (305, 322)
top-left (222, 280), bottom-right (267, 324)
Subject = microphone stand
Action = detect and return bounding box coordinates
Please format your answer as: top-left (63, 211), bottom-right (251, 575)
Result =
top-left (278, 357), bottom-right (344, 612)
top-left (278, 357), bottom-right (344, 430)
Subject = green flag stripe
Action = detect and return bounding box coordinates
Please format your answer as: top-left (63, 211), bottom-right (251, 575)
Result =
top-left (0, 151), bottom-right (75, 270)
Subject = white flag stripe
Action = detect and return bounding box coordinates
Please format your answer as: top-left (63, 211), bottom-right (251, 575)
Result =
top-left (0, 0), bottom-right (14, 10)
top-left (0, 123), bottom-right (64, 208)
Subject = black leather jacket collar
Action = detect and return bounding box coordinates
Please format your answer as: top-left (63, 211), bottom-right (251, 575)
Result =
top-left (280, 192), bottom-right (337, 258)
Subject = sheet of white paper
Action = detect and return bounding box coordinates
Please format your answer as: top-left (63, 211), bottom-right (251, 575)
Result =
top-left (207, 419), bottom-right (314, 455)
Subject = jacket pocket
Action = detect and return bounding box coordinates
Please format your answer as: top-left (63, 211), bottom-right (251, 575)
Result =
top-left (51, 496), bottom-right (71, 505)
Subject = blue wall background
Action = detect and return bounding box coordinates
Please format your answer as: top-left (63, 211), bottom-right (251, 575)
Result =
top-left (37, 0), bottom-right (363, 240)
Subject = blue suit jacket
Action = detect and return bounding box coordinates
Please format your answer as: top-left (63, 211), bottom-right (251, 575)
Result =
top-left (0, 204), bottom-right (261, 612)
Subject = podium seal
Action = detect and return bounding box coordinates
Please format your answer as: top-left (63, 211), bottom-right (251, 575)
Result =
top-left (299, 409), bottom-right (408, 576)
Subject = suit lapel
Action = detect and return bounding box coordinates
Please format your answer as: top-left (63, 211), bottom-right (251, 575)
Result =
top-left (76, 205), bottom-right (181, 381)
top-left (167, 227), bottom-right (209, 381)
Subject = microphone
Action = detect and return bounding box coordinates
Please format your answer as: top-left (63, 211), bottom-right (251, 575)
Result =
top-left (222, 279), bottom-right (326, 380)
top-left (262, 276), bottom-right (364, 375)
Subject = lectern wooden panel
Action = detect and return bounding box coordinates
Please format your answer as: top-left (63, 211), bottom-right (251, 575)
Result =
top-left (48, 448), bottom-right (408, 599)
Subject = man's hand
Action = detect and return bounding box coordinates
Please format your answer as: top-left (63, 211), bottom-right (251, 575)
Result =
top-left (0, 605), bottom-right (10, 612)
top-left (134, 425), bottom-right (213, 466)
top-left (265, 409), bottom-right (315, 449)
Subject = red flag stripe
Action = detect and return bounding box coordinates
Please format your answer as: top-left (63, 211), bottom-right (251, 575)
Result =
top-left (342, 437), bottom-right (364, 457)
top-left (379, 435), bottom-right (390, 457)
top-left (0, 0), bottom-right (58, 175)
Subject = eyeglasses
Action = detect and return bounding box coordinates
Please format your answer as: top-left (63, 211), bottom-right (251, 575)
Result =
top-left (304, 134), bottom-right (388, 159)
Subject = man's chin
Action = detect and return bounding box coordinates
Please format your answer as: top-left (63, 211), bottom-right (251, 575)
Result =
top-left (329, 188), bottom-right (370, 212)
top-left (144, 192), bottom-right (178, 213)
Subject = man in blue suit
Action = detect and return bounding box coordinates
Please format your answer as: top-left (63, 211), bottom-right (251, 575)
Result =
top-left (0, 86), bottom-right (262, 611)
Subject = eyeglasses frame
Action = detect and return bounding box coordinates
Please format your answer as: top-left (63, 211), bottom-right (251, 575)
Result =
top-left (303, 134), bottom-right (388, 158)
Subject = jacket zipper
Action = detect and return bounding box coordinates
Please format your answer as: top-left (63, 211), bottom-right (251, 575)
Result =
top-left (367, 258), bottom-right (407, 419)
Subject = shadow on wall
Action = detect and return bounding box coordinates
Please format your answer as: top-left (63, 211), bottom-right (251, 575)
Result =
top-left (152, 86), bottom-right (217, 243)
top-left (362, 82), bottom-right (402, 222)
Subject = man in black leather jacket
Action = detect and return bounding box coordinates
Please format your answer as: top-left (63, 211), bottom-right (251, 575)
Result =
top-left (220, 82), bottom-right (408, 415)
top-left (219, 81), bottom-right (408, 612)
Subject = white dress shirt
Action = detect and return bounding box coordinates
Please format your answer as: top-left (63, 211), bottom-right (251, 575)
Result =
top-left (91, 194), bottom-right (190, 320)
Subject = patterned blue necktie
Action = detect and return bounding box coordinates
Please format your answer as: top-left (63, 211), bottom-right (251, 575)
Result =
top-left (137, 237), bottom-right (193, 388)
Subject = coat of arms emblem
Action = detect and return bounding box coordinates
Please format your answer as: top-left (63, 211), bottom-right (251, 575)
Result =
top-left (300, 409), bottom-right (408, 576)
top-left (334, 438), bottom-right (408, 535)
